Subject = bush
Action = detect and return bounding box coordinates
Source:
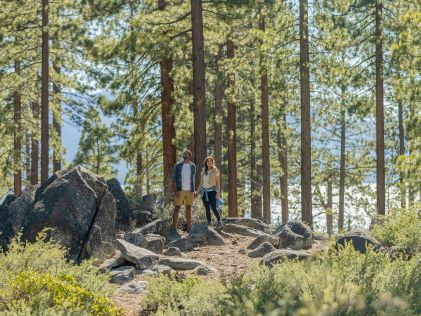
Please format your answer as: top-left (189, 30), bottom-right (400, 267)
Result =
top-left (0, 231), bottom-right (122, 315)
top-left (372, 207), bottom-right (421, 256)
top-left (142, 246), bottom-right (421, 315)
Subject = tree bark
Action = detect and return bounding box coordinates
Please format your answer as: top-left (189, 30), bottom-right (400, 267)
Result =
top-left (250, 97), bottom-right (262, 219)
top-left (227, 35), bottom-right (238, 217)
top-left (326, 177), bottom-right (333, 236)
top-left (41, 0), bottom-right (49, 183)
top-left (13, 61), bottom-right (22, 196)
top-left (375, 0), bottom-right (385, 215)
top-left (300, 0), bottom-right (312, 226)
top-left (136, 151), bottom-right (143, 198)
top-left (31, 101), bottom-right (39, 185)
top-left (53, 62), bottom-right (61, 172)
top-left (191, 0), bottom-right (207, 185)
top-left (277, 115), bottom-right (289, 223)
top-left (338, 108), bottom-right (345, 231)
top-left (259, 17), bottom-right (271, 223)
top-left (214, 45), bottom-right (224, 171)
top-left (398, 100), bottom-right (405, 209)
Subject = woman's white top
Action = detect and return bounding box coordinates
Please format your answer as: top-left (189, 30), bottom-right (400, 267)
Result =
top-left (203, 172), bottom-right (212, 189)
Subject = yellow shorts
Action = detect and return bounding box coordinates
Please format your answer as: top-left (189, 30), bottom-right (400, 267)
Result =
top-left (175, 190), bottom-right (193, 206)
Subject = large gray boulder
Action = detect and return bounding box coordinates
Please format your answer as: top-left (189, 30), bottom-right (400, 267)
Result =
top-left (134, 219), bottom-right (170, 238)
top-left (224, 217), bottom-right (270, 233)
top-left (247, 235), bottom-right (279, 250)
top-left (110, 266), bottom-right (135, 285)
top-left (159, 257), bottom-right (208, 270)
top-left (276, 221), bottom-right (313, 250)
top-left (118, 281), bottom-right (148, 294)
top-left (22, 166), bottom-right (116, 262)
top-left (188, 224), bottom-right (225, 246)
top-left (261, 249), bottom-right (312, 267)
top-left (106, 178), bottom-right (134, 230)
top-left (222, 223), bottom-right (267, 238)
top-left (116, 239), bottom-right (159, 269)
top-left (335, 231), bottom-right (382, 254)
top-left (248, 242), bottom-right (275, 258)
top-left (0, 186), bottom-right (38, 250)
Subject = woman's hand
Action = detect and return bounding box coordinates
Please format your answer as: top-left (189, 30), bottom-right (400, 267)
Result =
top-left (215, 192), bottom-right (220, 200)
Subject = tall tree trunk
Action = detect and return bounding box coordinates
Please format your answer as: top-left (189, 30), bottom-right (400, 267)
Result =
top-left (31, 101), bottom-right (39, 185)
top-left (375, 0), bottom-right (385, 215)
top-left (53, 62), bottom-right (61, 172)
top-left (25, 134), bottom-right (31, 182)
top-left (277, 115), bottom-right (289, 223)
top-left (326, 177), bottom-right (333, 237)
top-left (300, 0), bottom-right (312, 226)
top-left (398, 100), bottom-right (405, 209)
top-left (13, 61), bottom-right (22, 196)
top-left (227, 35), bottom-right (238, 217)
top-left (159, 0), bottom-right (177, 202)
top-left (214, 45), bottom-right (223, 171)
top-left (136, 151), bottom-right (143, 198)
top-left (41, 0), bottom-right (49, 183)
top-left (338, 108), bottom-right (346, 231)
top-left (250, 97), bottom-right (262, 219)
top-left (191, 0), bottom-right (207, 185)
top-left (259, 17), bottom-right (271, 223)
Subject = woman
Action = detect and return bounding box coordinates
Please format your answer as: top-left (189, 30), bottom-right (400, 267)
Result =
top-left (195, 156), bottom-right (223, 229)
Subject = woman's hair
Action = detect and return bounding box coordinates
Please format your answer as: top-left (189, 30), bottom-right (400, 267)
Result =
top-left (204, 156), bottom-right (217, 175)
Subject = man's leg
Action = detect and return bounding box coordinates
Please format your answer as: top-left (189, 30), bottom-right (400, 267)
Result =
top-left (185, 205), bottom-right (192, 230)
top-left (172, 205), bottom-right (181, 229)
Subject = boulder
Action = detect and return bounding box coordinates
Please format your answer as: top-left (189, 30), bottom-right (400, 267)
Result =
top-left (153, 264), bottom-right (174, 276)
top-left (0, 185), bottom-right (38, 249)
top-left (135, 219), bottom-right (170, 239)
top-left (194, 265), bottom-right (217, 276)
top-left (206, 227), bottom-right (225, 246)
top-left (163, 247), bottom-right (182, 256)
top-left (188, 224), bottom-right (225, 246)
top-left (99, 251), bottom-right (129, 272)
top-left (110, 266), bottom-right (135, 285)
top-left (224, 217), bottom-right (270, 233)
top-left (276, 221), bottom-right (313, 250)
top-left (143, 234), bottom-right (165, 254)
top-left (106, 178), bottom-right (134, 230)
top-left (159, 257), bottom-right (207, 270)
top-left (335, 231), bottom-right (382, 254)
top-left (248, 242), bottom-right (275, 258)
top-left (131, 210), bottom-right (154, 228)
top-left (222, 223), bottom-right (266, 238)
top-left (22, 166), bottom-right (117, 262)
top-left (138, 194), bottom-right (157, 213)
top-left (118, 281), bottom-right (148, 294)
top-left (124, 231), bottom-right (146, 247)
top-left (167, 237), bottom-right (195, 251)
top-left (261, 249), bottom-right (312, 267)
top-left (115, 239), bottom-right (159, 269)
top-left (247, 235), bottom-right (279, 250)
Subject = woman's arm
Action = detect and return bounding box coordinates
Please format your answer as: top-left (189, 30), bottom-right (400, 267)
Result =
top-left (216, 170), bottom-right (221, 198)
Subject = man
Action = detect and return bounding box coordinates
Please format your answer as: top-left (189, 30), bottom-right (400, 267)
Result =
top-left (170, 150), bottom-right (196, 236)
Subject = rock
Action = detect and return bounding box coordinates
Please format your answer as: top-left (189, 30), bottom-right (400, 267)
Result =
top-left (194, 265), bottom-right (217, 275)
top-left (276, 221), bottom-right (313, 250)
top-left (159, 257), bottom-right (207, 270)
top-left (144, 234), bottom-right (165, 254)
top-left (131, 210), bottom-right (154, 228)
top-left (222, 223), bottom-right (266, 238)
top-left (167, 227), bottom-right (182, 241)
top-left (261, 249), bottom-right (312, 267)
top-left (153, 264), bottom-right (174, 276)
top-left (138, 194), bottom-right (157, 213)
top-left (224, 217), bottom-right (270, 233)
top-left (167, 237), bottom-right (195, 251)
top-left (335, 231), bottom-right (382, 254)
top-left (116, 239), bottom-right (159, 269)
top-left (136, 219), bottom-right (170, 239)
top-left (118, 281), bottom-right (148, 294)
top-left (0, 185), bottom-right (38, 250)
top-left (124, 231), bottom-right (146, 247)
top-left (106, 178), bottom-right (134, 230)
top-left (22, 166), bottom-right (116, 262)
top-left (163, 247), bottom-right (182, 257)
top-left (0, 192), bottom-right (16, 209)
top-left (206, 227), bottom-right (225, 246)
top-left (99, 251), bottom-right (129, 272)
top-left (248, 242), bottom-right (275, 258)
top-left (247, 235), bottom-right (279, 250)
top-left (110, 266), bottom-right (135, 285)
top-left (138, 269), bottom-right (159, 277)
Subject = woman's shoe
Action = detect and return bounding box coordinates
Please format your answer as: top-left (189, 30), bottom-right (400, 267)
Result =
top-left (215, 221), bottom-right (223, 230)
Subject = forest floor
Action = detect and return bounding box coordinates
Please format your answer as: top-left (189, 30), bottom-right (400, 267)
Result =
top-left (111, 232), bottom-right (328, 315)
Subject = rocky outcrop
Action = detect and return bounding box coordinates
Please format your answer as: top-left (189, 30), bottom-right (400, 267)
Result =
top-left (222, 223), bottom-right (267, 238)
top-left (159, 257), bottom-right (208, 271)
top-left (133, 219), bottom-right (170, 239)
top-left (116, 239), bottom-right (159, 269)
top-left (106, 178), bottom-right (134, 230)
top-left (335, 231), bottom-right (382, 254)
top-left (248, 242), bottom-right (275, 258)
top-left (22, 166), bottom-right (117, 261)
top-left (275, 221), bottom-right (313, 250)
top-left (110, 266), bottom-right (135, 285)
top-left (261, 249), bottom-right (312, 267)
top-left (247, 235), bottom-right (279, 250)
top-left (224, 217), bottom-right (270, 233)
top-left (188, 224), bottom-right (225, 246)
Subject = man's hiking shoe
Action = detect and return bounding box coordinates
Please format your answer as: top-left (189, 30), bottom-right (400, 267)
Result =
top-left (215, 221), bottom-right (223, 230)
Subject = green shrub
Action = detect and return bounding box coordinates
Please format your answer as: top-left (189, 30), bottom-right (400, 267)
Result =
top-left (372, 207), bottom-right (421, 256)
top-left (142, 246), bottom-right (421, 315)
top-left (0, 231), bottom-right (122, 315)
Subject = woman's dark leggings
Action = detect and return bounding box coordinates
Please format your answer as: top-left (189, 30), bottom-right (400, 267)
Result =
top-left (201, 190), bottom-right (221, 222)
